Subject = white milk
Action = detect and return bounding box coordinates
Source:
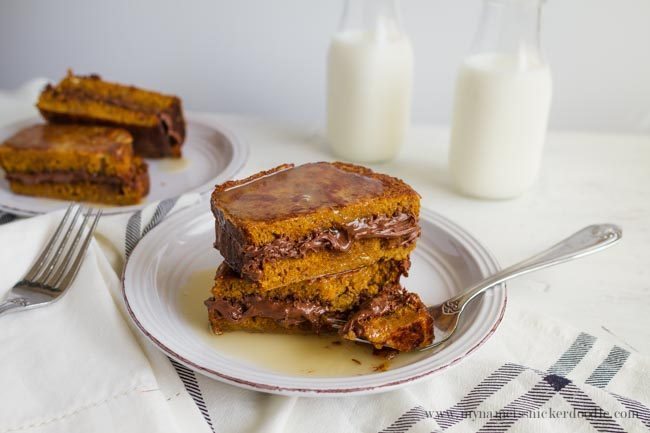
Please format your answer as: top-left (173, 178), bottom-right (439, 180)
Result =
top-left (449, 52), bottom-right (552, 199)
top-left (327, 29), bottom-right (413, 163)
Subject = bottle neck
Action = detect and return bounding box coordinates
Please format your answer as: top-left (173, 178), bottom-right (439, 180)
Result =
top-left (338, 0), bottom-right (404, 39)
top-left (471, 0), bottom-right (546, 65)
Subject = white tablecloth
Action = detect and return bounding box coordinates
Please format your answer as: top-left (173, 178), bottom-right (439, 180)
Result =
top-left (1, 80), bottom-right (649, 433)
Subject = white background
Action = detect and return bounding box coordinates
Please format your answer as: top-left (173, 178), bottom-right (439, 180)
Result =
top-left (1, 0), bottom-right (649, 133)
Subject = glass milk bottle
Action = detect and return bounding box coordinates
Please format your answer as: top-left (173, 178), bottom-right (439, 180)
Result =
top-left (327, 0), bottom-right (413, 163)
top-left (449, 0), bottom-right (552, 199)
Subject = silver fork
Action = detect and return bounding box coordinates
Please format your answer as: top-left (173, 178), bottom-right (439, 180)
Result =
top-left (330, 223), bottom-right (622, 351)
top-left (0, 204), bottom-right (102, 316)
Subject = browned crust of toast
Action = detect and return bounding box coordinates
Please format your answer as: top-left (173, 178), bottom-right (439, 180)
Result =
top-left (210, 162), bottom-right (421, 286)
top-left (213, 163), bottom-right (294, 195)
top-left (0, 124), bottom-right (136, 176)
top-left (211, 161), bottom-right (419, 229)
top-left (37, 71), bottom-right (185, 158)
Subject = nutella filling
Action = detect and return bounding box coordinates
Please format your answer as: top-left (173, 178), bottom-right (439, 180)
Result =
top-left (341, 284), bottom-right (429, 340)
top-left (229, 212), bottom-right (420, 280)
top-left (205, 295), bottom-right (336, 329)
top-left (342, 284), bottom-right (408, 328)
top-left (5, 166), bottom-right (145, 190)
top-left (205, 284), bottom-right (415, 334)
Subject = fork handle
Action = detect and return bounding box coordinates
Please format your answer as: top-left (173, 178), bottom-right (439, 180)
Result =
top-left (0, 297), bottom-right (29, 316)
top-left (443, 224), bottom-right (622, 315)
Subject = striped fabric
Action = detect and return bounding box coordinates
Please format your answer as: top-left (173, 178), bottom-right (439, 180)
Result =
top-left (585, 347), bottom-right (631, 388)
top-left (0, 211), bottom-right (16, 225)
top-left (170, 359), bottom-right (216, 433)
top-left (380, 332), bottom-right (596, 433)
top-left (613, 394), bottom-right (650, 430)
top-left (378, 334), bottom-right (647, 433)
top-left (547, 333), bottom-right (597, 376)
top-left (421, 364), bottom-right (528, 431)
top-left (122, 197), bottom-right (216, 432)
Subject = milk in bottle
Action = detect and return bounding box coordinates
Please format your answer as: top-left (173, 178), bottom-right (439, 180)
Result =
top-left (449, 0), bottom-right (552, 199)
top-left (327, 0), bottom-right (413, 163)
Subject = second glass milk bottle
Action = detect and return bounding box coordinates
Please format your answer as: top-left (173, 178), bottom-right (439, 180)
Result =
top-left (449, 0), bottom-right (553, 199)
top-left (327, 0), bottom-right (413, 163)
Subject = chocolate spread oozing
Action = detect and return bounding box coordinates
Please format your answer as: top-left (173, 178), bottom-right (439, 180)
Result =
top-left (217, 212), bottom-right (420, 281)
top-left (6, 166), bottom-right (145, 190)
top-left (341, 284), bottom-right (408, 334)
top-left (341, 284), bottom-right (434, 352)
top-left (204, 283), bottom-right (420, 337)
top-left (204, 295), bottom-right (341, 331)
top-left (39, 73), bottom-right (186, 157)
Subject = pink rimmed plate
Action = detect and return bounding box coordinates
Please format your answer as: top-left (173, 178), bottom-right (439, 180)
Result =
top-left (123, 205), bottom-right (506, 396)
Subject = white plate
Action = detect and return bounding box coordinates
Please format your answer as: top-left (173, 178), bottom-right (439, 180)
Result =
top-left (123, 206), bottom-right (507, 396)
top-left (0, 115), bottom-right (248, 216)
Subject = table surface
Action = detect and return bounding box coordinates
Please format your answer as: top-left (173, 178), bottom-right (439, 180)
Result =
top-left (197, 113), bottom-right (650, 356)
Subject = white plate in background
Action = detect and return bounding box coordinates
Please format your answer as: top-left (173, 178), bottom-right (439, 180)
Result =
top-left (0, 115), bottom-right (248, 216)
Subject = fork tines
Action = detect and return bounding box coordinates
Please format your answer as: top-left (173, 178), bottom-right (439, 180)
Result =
top-left (21, 204), bottom-right (102, 292)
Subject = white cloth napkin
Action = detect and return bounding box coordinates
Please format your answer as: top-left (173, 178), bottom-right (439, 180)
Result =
top-left (1, 82), bottom-right (650, 433)
top-left (0, 209), bottom-right (209, 433)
